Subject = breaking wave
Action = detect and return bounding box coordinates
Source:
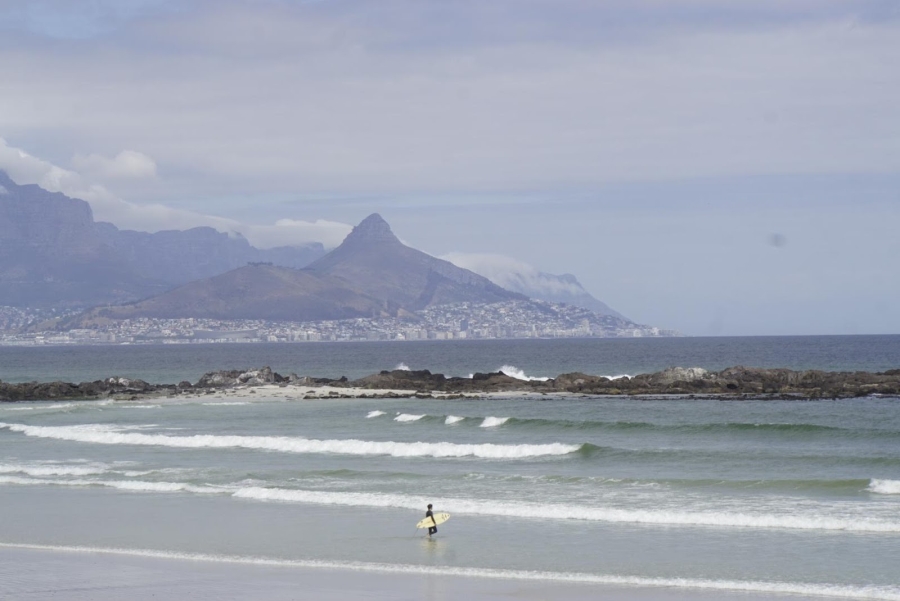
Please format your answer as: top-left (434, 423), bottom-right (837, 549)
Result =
top-left (366, 410), bottom-right (386, 418)
top-left (0, 422), bottom-right (580, 459)
top-left (869, 479), bottom-right (900, 495)
top-left (393, 413), bottom-right (425, 422)
top-left (479, 417), bottom-right (509, 428)
top-left (393, 363), bottom-right (411, 371)
top-left (445, 415), bottom-right (464, 425)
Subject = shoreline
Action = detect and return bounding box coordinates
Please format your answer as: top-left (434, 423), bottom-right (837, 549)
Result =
top-left (2, 364), bottom-right (900, 402)
top-left (0, 543), bottom-right (874, 601)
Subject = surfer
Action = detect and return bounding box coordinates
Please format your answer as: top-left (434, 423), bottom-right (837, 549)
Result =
top-left (425, 504), bottom-right (438, 537)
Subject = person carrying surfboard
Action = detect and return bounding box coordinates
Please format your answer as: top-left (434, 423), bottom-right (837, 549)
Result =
top-left (425, 504), bottom-right (438, 537)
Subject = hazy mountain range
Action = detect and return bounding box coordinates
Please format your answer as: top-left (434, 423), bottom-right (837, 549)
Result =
top-left (0, 171), bottom-right (322, 308)
top-left (72, 214), bottom-right (525, 325)
top-left (1, 170), bottom-right (628, 323)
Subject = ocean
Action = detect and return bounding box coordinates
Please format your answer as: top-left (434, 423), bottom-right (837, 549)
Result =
top-left (1, 336), bottom-right (899, 599)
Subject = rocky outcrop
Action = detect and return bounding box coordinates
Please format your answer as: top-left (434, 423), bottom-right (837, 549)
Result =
top-left (2, 365), bottom-right (899, 402)
top-left (196, 366), bottom-right (290, 388)
top-left (0, 376), bottom-right (172, 401)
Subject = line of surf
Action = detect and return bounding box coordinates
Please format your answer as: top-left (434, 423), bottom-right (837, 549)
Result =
top-left (1, 542), bottom-right (897, 600)
top-left (362, 412), bottom-right (884, 436)
top-left (0, 474), bottom-right (222, 494)
top-left (232, 487), bottom-right (900, 533)
top-left (0, 422), bottom-right (580, 459)
top-left (2, 473), bottom-right (896, 533)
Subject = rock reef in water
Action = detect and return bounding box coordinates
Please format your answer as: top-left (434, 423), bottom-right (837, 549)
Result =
top-left (1, 365), bottom-right (899, 401)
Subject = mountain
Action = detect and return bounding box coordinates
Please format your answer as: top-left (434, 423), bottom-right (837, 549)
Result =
top-left (74, 264), bottom-right (389, 323)
top-left (443, 252), bottom-right (627, 319)
top-left (306, 214), bottom-right (525, 311)
top-left (93, 222), bottom-right (324, 286)
top-left (0, 171), bottom-right (325, 308)
top-left (68, 214), bottom-right (526, 324)
top-left (0, 172), bottom-right (150, 308)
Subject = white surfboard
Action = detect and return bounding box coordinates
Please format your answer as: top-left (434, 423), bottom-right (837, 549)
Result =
top-left (416, 512), bottom-right (450, 529)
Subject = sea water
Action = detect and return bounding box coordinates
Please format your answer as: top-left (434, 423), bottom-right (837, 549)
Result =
top-left (1, 336), bottom-right (899, 599)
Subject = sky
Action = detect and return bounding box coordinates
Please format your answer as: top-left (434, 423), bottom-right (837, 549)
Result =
top-left (0, 0), bottom-right (898, 336)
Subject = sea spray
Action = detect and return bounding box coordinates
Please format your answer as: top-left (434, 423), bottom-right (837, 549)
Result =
top-left (498, 365), bottom-right (549, 382)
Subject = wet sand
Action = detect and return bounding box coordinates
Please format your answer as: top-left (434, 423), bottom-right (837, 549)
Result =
top-left (0, 544), bottom-right (830, 601)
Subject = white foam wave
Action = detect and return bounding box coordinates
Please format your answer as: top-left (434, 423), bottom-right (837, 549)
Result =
top-left (480, 416), bottom-right (510, 428)
top-left (0, 475), bottom-right (220, 495)
top-left (232, 487), bottom-right (900, 533)
top-left (499, 365), bottom-right (549, 382)
top-left (0, 462), bottom-right (109, 477)
top-left (393, 362), bottom-right (411, 371)
top-left (202, 402), bottom-right (250, 406)
top-left (120, 405), bottom-right (161, 409)
top-left (0, 422), bottom-right (579, 459)
top-left (393, 413), bottom-right (424, 422)
top-left (869, 479), bottom-right (900, 495)
top-left (600, 374), bottom-right (632, 380)
top-left (445, 415), bottom-right (464, 425)
top-left (3, 542), bottom-right (896, 600)
top-left (366, 410), bottom-right (386, 418)
top-left (2, 403), bottom-right (77, 412)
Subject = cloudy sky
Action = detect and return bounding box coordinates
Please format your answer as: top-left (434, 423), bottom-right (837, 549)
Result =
top-left (1, 0), bottom-right (898, 336)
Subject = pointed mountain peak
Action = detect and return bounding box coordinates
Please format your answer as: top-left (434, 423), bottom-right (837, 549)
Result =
top-left (342, 213), bottom-right (400, 246)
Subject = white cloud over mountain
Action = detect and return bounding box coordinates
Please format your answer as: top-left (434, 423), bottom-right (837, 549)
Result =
top-left (443, 252), bottom-right (584, 297)
top-left (0, 137), bottom-right (350, 249)
top-left (443, 252), bottom-right (625, 319)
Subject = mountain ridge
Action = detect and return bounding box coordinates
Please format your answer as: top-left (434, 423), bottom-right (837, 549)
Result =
top-left (0, 171), bottom-right (324, 308)
top-left (69, 213), bottom-right (527, 323)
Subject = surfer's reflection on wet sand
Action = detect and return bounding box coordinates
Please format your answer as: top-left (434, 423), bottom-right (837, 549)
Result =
top-left (420, 539), bottom-right (452, 601)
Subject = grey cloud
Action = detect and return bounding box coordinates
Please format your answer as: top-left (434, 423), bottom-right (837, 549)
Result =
top-left (2, 2), bottom-right (897, 211)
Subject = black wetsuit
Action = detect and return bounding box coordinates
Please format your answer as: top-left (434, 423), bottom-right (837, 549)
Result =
top-left (425, 510), bottom-right (437, 535)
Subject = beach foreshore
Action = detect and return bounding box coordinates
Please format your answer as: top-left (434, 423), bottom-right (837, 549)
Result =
top-left (0, 544), bottom-right (838, 601)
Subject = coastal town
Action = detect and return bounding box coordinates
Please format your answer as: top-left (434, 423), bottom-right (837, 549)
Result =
top-left (0, 300), bottom-right (675, 346)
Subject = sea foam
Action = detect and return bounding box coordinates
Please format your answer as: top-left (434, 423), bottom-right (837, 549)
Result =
top-left (366, 410), bottom-right (386, 418)
top-left (0, 475), bottom-right (220, 495)
top-left (229, 487), bottom-right (900, 533)
top-left (0, 462), bottom-right (109, 477)
top-left (479, 417), bottom-right (509, 428)
top-left (0, 422), bottom-right (579, 459)
top-left (445, 415), bottom-right (465, 425)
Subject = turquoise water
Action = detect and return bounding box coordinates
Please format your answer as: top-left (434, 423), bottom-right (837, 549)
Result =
top-left (1, 337), bottom-right (899, 599)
